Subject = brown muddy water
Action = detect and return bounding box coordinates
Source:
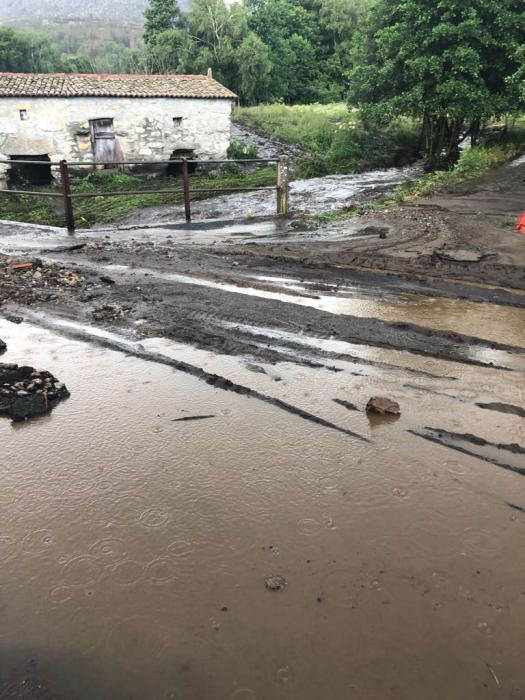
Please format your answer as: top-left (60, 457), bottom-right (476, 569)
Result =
top-left (0, 319), bottom-right (524, 700)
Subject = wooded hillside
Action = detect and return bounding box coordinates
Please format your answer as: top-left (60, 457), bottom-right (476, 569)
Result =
top-left (0, 0), bottom-right (150, 22)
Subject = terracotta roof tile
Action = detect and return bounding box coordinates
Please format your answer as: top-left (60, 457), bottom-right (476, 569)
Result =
top-left (0, 73), bottom-right (236, 99)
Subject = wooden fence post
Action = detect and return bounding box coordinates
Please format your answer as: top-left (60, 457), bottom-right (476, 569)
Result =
top-left (182, 158), bottom-right (191, 223)
top-left (59, 160), bottom-right (75, 233)
top-left (277, 156), bottom-right (290, 216)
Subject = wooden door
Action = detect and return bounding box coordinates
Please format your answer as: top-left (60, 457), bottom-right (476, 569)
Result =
top-left (90, 118), bottom-right (117, 163)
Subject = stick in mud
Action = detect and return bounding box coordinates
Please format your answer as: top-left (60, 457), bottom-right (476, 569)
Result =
top-left (333, 398), bottom-right (360, 411)
top-left (506, 502), bottom-right (525, 514)
top-left (171, 415), bottom-right (216, 422)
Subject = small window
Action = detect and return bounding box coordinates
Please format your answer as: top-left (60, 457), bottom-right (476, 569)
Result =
top-left (173, 117), bottom-right (183, 127)
top-left (19, 109), bottom-right (28, 121)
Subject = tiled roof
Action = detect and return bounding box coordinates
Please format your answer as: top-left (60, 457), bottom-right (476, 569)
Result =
top-left (0, 73), bottom-right (236, 99)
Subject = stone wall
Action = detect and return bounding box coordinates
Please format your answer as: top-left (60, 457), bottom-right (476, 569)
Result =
top-left (0, 95), bottom-right (233, 185)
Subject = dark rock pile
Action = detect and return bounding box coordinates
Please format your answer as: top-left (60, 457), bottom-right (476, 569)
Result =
top-left (0, 363), bottom-right (70, 421)
top-left (0, 338), bottom-right (5, 353)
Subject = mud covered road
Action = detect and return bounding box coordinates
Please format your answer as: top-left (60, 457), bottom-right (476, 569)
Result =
top-left (0, 157), bottom-right (524, 699)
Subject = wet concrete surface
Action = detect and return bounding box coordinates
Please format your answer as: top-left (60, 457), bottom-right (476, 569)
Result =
top-left (0, 314), bottom-right (524, 700)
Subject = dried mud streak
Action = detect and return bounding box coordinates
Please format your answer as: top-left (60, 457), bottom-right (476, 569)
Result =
top-left (409, 428), bottom-right (525, 476)
top-left (21, 312), bottom-right (370, 443)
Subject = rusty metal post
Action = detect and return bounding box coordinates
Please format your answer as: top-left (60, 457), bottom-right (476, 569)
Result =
top-left (276, 156), bottom-right (290, 216)
top-left (59, 160), bottom-right (75, 232)
top-left (182, 158), bottom-right (191, 223)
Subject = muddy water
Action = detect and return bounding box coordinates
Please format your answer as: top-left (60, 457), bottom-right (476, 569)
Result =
top-left (113, 165), bottom-right (422, 226)
top-left (1, 319), bottom-right (525, 699)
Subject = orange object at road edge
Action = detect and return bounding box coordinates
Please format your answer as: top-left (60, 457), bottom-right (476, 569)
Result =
top-left (9, 262), bottom-right (33, 270)
top-left (516, 211), bottom-right (525, 234)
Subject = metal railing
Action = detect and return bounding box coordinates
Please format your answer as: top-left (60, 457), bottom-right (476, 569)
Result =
top-left (0, 156), bottom-right (290, 232)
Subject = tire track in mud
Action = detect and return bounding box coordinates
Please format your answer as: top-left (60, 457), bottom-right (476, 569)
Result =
top-left (14, 311), bottom-right (370, 443)
top-left (39, 256), bottom-right (525, 372)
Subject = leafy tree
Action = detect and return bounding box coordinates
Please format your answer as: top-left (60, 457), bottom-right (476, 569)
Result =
top-left (144, 0), bottom-right (183, 45)
top-left (0, 28), bottom-right (64, 72)
top-left (146, 0), bottom-right (273, 103)
top-left (237, 32), bottom-right (272, 103)
top-left (247, 0), bottom-right (322, 102)
top-left (147, 28), bottom-right (194, 73)
top-left (348, 0), bottom-right (524, 170)
top-left (509, 45), bottom-right (525, 105)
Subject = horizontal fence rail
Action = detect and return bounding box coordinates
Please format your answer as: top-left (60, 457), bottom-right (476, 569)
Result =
top-left (0, 156), bottom-right (290, 232)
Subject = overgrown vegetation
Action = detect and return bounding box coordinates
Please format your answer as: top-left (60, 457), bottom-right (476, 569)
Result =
top-left (234, 103), bottom-right (421, 176)
top-left (0, 167), bottom-right (276, 228)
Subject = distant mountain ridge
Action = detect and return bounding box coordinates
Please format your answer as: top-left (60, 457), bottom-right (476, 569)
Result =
top-left (0, 0), bottom-right (150, 23)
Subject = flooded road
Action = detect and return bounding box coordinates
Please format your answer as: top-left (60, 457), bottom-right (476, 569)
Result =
top-left (1, 312), bottom-right (524, 699)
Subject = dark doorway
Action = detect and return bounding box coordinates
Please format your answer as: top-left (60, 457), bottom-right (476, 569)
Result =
top-left (8, 155), bottom-right (52, 187)
top-left (167, 150), bottom-right (196, 177)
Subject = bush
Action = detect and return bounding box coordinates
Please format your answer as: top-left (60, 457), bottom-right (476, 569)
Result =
top-left (227, 140), bottom-right (258, 160)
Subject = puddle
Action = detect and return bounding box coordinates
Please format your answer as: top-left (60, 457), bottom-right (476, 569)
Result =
top-left (0, 319), bottom-right (524, 697)
top-left (243, 273), bottom-right (525, 346)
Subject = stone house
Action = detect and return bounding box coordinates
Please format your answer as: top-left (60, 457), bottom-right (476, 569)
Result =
top-left (0, 72), bottom-right (236, 187)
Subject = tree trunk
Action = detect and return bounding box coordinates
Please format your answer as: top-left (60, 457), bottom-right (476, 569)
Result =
top-left (423, 114), bottom-right (464, 171)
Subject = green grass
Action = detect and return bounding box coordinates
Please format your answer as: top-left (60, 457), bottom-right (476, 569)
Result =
top-left (234, 103), bottom-right (421, 177)
top-left (0, 166), bottom-right (277, 229)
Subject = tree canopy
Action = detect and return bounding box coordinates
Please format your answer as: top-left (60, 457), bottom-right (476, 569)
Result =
top-left (144, 0), bottom-right (183, 45)
top-left (348, 0), bottom-right (525, 168)
top-left (0, 28), bottom-right (64, 72)
top-left (144, 0), bottom-right (370, 104)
